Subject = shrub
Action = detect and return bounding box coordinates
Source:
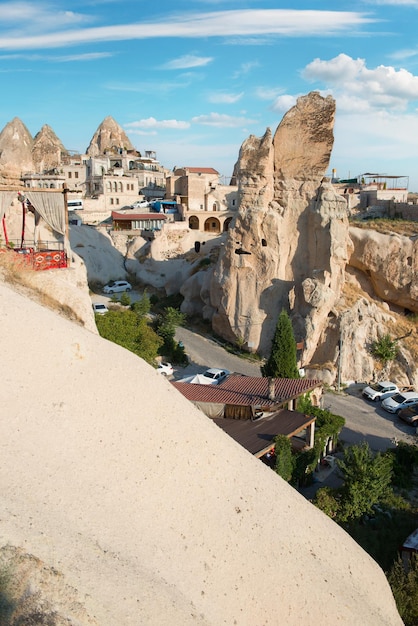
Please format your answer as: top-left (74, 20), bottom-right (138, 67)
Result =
top-left (273, 434), bottom-right (294, 482)
top-left (371, 334), bottom-right (398, 364)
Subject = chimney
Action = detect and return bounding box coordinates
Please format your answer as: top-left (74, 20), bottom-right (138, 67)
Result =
top-left (268, 377), bottom-right (275, 401)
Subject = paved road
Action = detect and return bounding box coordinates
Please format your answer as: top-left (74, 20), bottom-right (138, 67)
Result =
top-left (175, 326), bottom-right (262, 379)
top-left (323, 386), bottom-right (417, 451)
top-left (175, 327), bottom-right (417, 451)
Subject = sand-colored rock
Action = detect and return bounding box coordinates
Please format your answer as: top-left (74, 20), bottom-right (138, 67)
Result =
top-left (0, 116), bottom-right (34, 181)
top-left (32, 123), bottom-right (68, 173)
top-left (349, 226), bottom-right (418, 313)
top-left (86, 115), bottom-right (135, 156)
top-left (0, 278), bottom-right (403, 625)
top-left (208, 92), bottom-right (350, 360)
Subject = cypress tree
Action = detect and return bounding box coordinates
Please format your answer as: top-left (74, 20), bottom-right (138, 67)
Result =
top-left (262, 309), bottom-right (300, 378)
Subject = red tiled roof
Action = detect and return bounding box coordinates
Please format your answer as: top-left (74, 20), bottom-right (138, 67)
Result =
top-left (183, 167), bottom-right (219, 175)
top-left (172, 375), bottom-right (321, 408)
top-left (111, 211), bottom-right (167, 220)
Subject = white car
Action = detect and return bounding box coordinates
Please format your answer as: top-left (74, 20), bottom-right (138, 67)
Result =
top-left (201, 368), bottom-right (230, 385)
top-left (103, 280), bottom-right (132, 294)
top-left (362, 381), bottom-right (399, 402)
top-left (382, 391), bottom-right (418, 414)
top-left (92, 303), bottom-right (109, 315)
top-left (157, 362), bottom-right (174, 376)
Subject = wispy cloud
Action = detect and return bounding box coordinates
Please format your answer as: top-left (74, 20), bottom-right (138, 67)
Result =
top-left (161, 54), bottom-right (213, 70)
top-left (232, 61), bottom-right (260, 79)
top-left (367, 1), bottom-right (418, 6)
top-left (104, 79), bottom-right (192, 94)
top-left (0, 8), bottom-right (377, 50)
top-left (191, 112), bottom-right (257, 127)
top-left (255, 86), bottom-right (285, 100)
top-left (0, 1), bottom-right (94, 36)
top-left (125, 117), bottom-right (190, 130)
top-left (0, 50), bottom-right (112, 61)
top-left (208, 92), bottom-right (244, 104)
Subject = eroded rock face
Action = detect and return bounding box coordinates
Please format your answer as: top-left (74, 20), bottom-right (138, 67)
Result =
top-left (349, 226), bottom-right (418, 313)
top-left (0, 545), bottom-right (98, 626)
top-left (86, 115), bottom-right (135, 156)
top-left (32, 123), bottom-right (68, 173)
top-left (208, 92), bottom-right (351, 360)
top-left (0, 117), bottom-right (34, 182)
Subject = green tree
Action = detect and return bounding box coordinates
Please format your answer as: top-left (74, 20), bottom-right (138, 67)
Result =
top-left (156, 307), bottom-right (187, 363)
top-left (96, 310), bottom-right (162, 364)
top-left (387, 555), bottom-right (418, 626)
top-left (261, 310), bottom-right (300, 378)
top-left (337, 442), bottom-right (393, 523)
top-left (273, 434), bottom-right (294, 482)
top-left (131, 290), bottom-right (151, 318)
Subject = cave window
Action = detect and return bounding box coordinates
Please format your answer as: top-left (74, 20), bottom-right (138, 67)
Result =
top-left (261, 238), bottom-right (267, 247)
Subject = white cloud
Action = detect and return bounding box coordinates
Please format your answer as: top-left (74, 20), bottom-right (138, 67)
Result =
top-left (191, 112), bottom-right (257, 127)
top-left (125, 117), bottom-right (190, 130)
top-left (161, 54), bottom-right (213, 70)
top-left (271, 94), bottom-right (298, 113)
top-left (255, 86), bottom-right (285, 101)
top-left (0, 2), bottom-right (92, 35)
top-left (302, 53), bottom-right (418, 110)
top-left (208, 92), bottom-right (244, 104)
top-left (0, 9), bottom-right (376, 50)
top-left (368, 1), bottom-right (418, 5)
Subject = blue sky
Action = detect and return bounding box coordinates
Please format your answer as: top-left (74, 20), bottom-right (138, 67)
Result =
top-left (1, 1), bottom-right (418, 189)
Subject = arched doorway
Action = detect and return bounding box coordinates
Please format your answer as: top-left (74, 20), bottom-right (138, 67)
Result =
top-left (204, 217), bottom-right (221, 233)
top-left (223, 217), bottom-right (233, 232)
top-left (189, 215), bottom-right (199, 230)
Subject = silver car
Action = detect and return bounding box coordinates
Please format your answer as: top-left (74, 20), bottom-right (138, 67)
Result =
top-left (362, 381), bottom-right (398, 402)
top-left (382, 391), bottom-right (418, 414)
top-left (103, 280), bottom-right (132, 294)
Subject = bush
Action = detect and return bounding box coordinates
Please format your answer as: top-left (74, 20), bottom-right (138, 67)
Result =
top-left (273, 434), bottom-right (294, 482)
top-left (371, 334), bottom-right (398, 363)
top-left (387, 555), bottom-right (418, 626)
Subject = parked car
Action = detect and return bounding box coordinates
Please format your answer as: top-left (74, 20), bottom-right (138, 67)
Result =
top-left (103, 280), bottom-right (132, 294)
top-left (201, 368), bottom-right (230, 385)
top-left (382, 391), bottom-right (418, 414)
top-left (92, 303), bottom-right (109, 315)
top-left (156, 362), bottom-right (174, 376)
top-left (398, 404), bottom-right (418, 426)
top-left (362, 381), bottom-right (399, 402)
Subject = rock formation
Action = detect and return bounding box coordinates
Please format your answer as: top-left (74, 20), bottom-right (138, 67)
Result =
top-left (0, 277), bottom-right (404, 625)
top-left (86, 115), bottom-right (136, 156)
top-left (349, 226), bottom-right (418, 313)
top-left (207, 92), bottom-right (351, 363)
top-left (32, 123), bottom-right (68, 173)
top-left (0, 117), bottom-right (34, 182)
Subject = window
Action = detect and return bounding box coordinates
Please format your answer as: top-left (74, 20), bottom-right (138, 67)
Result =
top-left (68, 172), bottom-right (72, 179)
top-left (75, 172), bottom-right (79, 179)
top-left (110, 198), bottom-right (114, 205)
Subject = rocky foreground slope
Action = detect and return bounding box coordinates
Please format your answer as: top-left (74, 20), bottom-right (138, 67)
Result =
top-left (0, 276), bottom-right (403, 625)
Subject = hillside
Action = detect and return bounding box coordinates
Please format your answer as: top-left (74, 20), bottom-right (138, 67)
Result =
top-left (0, 275), bottom-right (403, 625)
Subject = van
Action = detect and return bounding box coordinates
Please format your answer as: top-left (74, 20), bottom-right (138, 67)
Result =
top-left (67, 199), bottom-right (84, 210)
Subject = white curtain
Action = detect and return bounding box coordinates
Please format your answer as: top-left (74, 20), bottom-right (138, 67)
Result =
top-left (25, 191), bottom-right (65, 236)
top-left (0, 191), bottom-right (16, 222)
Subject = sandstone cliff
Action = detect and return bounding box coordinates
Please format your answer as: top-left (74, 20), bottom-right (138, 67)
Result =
top-left (32, 123), bottom-right (69, 173)
top-left (207, 92), bottom-right (351, 362)
top-left (0, 117), bottom-right (34, 182)
top-left (86, 115), bottom-right (136, 156)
